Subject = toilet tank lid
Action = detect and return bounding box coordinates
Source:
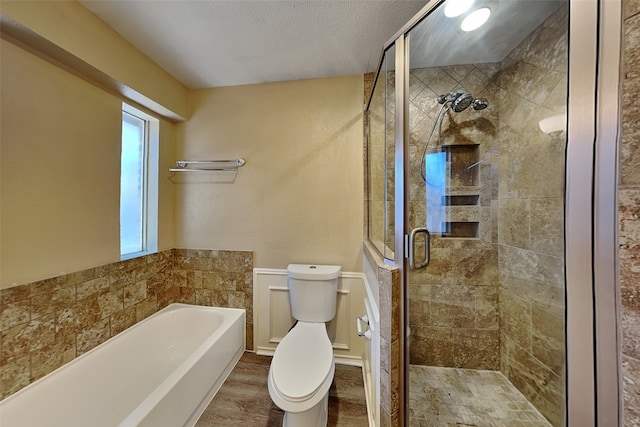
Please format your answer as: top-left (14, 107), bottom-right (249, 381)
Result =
top-left (287, 264), bottom-right (341, 280)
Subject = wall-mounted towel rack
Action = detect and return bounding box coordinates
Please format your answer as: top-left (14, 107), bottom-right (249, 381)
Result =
top-left (169, 159), bottom-right (246, 173)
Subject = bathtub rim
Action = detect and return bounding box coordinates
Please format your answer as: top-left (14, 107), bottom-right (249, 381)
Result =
top-left (0, 303), bottom-right (245, 405)
top-left (121, 303), bottom-right (246, 426)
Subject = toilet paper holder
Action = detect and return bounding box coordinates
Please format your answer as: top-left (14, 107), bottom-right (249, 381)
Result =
top-left (356, 315), bottom-right (371, 339)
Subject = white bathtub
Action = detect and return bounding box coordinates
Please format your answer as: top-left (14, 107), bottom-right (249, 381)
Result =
top-left (0, 303), bottom-right (245, 427)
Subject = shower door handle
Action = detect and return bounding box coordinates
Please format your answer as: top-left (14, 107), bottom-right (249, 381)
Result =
top-left (408, 228), bottom-right (430, 270)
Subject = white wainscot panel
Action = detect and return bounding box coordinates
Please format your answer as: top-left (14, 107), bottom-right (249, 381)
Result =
top-left (253, 268), bottom-right (365, 366)
top-left (269, 285), bottom-right (294, 344)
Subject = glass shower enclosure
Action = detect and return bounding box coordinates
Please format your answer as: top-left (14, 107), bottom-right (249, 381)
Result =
top-left (366, 0), bottom-right (621, 425)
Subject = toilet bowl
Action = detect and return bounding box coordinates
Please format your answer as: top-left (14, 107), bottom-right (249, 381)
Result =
top-left (268, 322), bottom-right (334, 426)
top-left (268, 264), bottom-right (341, 427)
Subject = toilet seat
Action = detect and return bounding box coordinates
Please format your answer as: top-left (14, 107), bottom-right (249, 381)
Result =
top-left (268, 322), bottom-right (335, 412)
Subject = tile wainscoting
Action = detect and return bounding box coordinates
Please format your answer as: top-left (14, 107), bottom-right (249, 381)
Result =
top-left (364, 241), bottom-right (402, 427)
top-left (0, 248), bottom-right (253, 399)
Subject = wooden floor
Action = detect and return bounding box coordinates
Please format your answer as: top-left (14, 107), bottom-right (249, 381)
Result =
top-left (196, 352), bottom-right (369, 427)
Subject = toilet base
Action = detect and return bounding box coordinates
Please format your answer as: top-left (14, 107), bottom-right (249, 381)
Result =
top-left (282, 392), bottom-right (329, 427)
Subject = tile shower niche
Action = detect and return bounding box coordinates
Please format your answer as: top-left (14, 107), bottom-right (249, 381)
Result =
top-left (427, 144), bottom-right (480, 239)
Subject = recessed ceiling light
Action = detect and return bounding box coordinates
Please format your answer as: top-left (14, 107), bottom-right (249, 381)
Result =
top-left (460, 7), bottom-right (491, 32)
top-left (444, 0), bottom-right (475, 18)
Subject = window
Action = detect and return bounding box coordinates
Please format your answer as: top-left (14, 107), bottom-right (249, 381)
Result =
top-left (120, 104), bottom-right (159, 258)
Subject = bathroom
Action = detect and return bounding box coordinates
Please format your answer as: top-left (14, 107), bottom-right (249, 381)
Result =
top-left (0, 0), bottom-right (638, 426)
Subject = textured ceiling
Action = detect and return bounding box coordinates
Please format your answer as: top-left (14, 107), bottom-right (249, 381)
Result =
top-left (79, 0), bottom-right (429, 89)
top-left (79, 0), bottom-right (561, 89)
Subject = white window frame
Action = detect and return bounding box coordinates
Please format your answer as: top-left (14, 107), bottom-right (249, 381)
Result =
top-left (120, 103), bottom-right (159, 260)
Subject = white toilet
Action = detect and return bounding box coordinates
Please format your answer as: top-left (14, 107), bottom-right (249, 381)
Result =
top-left (268, 263), bottom-right (342, 427)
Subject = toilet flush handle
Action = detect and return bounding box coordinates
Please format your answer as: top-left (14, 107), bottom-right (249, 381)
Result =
top-left (356, 316), bottom-right (371, 339)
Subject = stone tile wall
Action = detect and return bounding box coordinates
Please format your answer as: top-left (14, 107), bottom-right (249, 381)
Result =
top-left (172, 249), bottom-right (254, 351)
top-left (0, 250), bottom-right (175, 399)
top-left (0, 248), bottom-right (253, 400)
top-left (364, 242), bottom-right (402, 427)
top-left (407, 61), bottom-right (501, 371)
top-left (621, 0), bottom-right (640, 424)
top-left (496, 6), bottom-right (567, 426)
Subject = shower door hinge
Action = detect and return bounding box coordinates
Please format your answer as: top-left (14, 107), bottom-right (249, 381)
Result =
top-left (404, 234), bottom-right (410, 259)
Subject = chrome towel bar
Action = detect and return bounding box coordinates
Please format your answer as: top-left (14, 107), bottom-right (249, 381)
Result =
top-left (169, 158), bottom-right (246, 172)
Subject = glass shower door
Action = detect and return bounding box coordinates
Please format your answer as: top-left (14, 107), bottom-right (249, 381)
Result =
top-left (403, 1), bottom-right (569, 425)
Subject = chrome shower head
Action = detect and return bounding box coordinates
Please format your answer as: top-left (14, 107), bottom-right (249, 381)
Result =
top-left (451, 93), bottom-right (474, 112)
top-left (437, 91), bottom-right (462, 104)
top-left (473, 98), bottom-right (489, 110)
top-left (436, 91), bottom-right (489, 113)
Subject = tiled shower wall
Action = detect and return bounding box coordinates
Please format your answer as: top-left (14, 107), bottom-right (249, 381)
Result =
top-left (621, 0), bottom-right (640, 424)
top-left (0, 249), bottom-right (253, 400)
top-left (407, 60), bottom-right (501, 371)
top-left (496, 6), bottom-right (567, 427)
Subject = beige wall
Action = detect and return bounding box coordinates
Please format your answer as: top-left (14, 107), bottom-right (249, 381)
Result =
top-left (158, 120), bottom-right (177, 252)
top-left (0, 37), bottom-right (176, 288)
top-left (1, 4), bottom-right (364, 284)
top-left (1, 38), bottom-right (119, 287)
top-left (0, 0), bottom-right (189, 120)
top-left (175, 76), bottom-right (364, 272)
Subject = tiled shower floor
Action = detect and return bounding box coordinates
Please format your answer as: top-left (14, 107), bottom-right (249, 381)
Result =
top-left (409, 365), bottom-right (552, 427)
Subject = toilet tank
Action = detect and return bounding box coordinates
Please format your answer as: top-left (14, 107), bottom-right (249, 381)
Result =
top-left (287, 264), bottom-right (341, 322)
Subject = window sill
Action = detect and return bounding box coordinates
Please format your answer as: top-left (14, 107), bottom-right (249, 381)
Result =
top-left (120, 250), bottom-right (156, 261)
